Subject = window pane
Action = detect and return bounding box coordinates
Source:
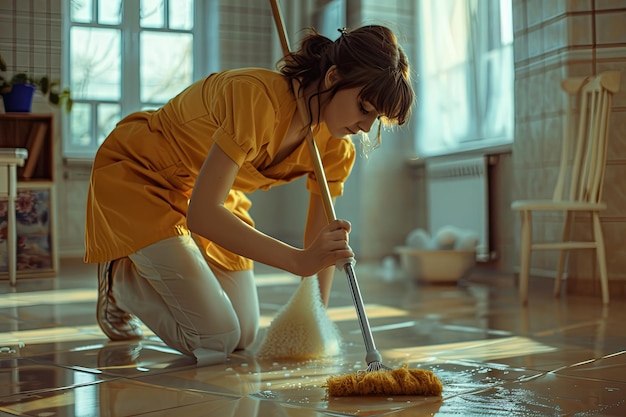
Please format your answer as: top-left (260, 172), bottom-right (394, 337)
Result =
top-left (70, 27), bottom-right (121, 100)
top-left (420, 0), bottom-right (468, 73)
top-left (141, 0), bottom-right (164, 28)
top-left (169, 0), bottom-right (193, 30)
top-left (500, 0), bottom-right (513, 45)
top-left (482, 47), bottom-right (514, 140)
top-left (97, 103), bottom-right (121, 145)
top-left (69, 103), bottom-right (93, 147)
top-left (70, 0), bottom-right (93, 23)
top-left (416, 0), bottom-right (513, 156)
top-left (98, 0), bottom-right (122, 25)
top-left (140, 32), bottom-right (193, 103)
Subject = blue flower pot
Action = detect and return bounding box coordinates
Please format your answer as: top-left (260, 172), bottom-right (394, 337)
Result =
top-left (2, 83), bottom-right (35, 112)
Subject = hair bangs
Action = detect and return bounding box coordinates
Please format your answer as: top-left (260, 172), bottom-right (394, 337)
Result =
top-left (359, 70), bottom-right (414, 127)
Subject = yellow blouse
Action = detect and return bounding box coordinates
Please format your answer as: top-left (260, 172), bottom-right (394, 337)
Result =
top-left (84, 68), bottom-right (356, 270)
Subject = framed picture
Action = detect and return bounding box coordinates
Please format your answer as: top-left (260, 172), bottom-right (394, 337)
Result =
top-left (0, 183), bottom-right (56, 277)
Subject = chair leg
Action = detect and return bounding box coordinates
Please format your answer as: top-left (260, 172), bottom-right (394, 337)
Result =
top-left (519, 210), bottom-right (532, 305)
top-left (555, 211), bottom-right (572, 298)
top-left (592, 212), bottom-right (609, 304)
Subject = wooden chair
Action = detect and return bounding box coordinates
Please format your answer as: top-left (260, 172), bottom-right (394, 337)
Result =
top-left (512, 71), bottom-right (621, 305)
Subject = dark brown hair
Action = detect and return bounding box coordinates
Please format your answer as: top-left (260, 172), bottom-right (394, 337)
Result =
top-left (278, 25), bottom-right (414, 142)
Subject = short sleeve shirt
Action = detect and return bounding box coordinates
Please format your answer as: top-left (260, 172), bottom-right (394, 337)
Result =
top-left (84, 68), bottom-right (356, 270)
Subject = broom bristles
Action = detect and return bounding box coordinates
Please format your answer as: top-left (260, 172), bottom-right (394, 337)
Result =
top-left (366, 361), bottom-right (391, 372)
top-left (325, 364), bottom-right (443, 397)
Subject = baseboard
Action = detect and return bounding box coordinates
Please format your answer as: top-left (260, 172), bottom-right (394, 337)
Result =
top-left (59, 246), bottom-right (85, 259)
top-left (512, 266), bottom-right (568, 280)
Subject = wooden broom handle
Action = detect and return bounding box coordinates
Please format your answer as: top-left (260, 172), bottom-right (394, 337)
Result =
top-left (269, 1), bottom-right (384, 366)
top-left (269, 0), bottom-right (337, 224)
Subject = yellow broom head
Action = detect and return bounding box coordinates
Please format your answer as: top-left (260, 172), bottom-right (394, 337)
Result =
top-left (325, 364), bottom-right (443, 397)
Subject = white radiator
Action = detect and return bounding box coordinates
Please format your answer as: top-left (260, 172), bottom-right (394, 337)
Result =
top-left (426, 156), bottom-right (493, 261)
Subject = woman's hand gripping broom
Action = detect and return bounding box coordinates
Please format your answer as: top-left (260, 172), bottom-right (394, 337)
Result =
top-left (268, 0), bottom-right (443, 397)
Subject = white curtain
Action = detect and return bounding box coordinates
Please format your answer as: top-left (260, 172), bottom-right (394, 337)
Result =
top-left (415, 0), bottom-right (513, 157)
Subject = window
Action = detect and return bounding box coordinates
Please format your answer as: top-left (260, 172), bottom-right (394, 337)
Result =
top-left (64, 0), bottom-right (196, 158)
top-left (415, 0), bottom-right (514, 157)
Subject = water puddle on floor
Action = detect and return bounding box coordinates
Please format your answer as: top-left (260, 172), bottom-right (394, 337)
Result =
top-left (233, 357), bottom-right (626, 416)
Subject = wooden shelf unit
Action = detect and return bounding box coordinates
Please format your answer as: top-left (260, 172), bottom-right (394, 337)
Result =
top-left (0, 113), bottom-right (57, 279)
top-left (0, 113), bottom-right (54, 182)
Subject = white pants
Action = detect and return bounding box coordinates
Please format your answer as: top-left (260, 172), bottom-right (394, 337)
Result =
top-left (110, 235), bottom-right (260, 361)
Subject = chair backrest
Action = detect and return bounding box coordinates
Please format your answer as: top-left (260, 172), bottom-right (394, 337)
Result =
top-left (552, 71), bottom-right (621, 203)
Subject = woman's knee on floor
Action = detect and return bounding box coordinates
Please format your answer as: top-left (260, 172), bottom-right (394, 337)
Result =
top-left (192, 325), bottom-right (241, 366)
top-left (195, 310), bottom-right (258, 352)
top-left (197, 325), bottom-right (241, 355)
top-left (175, 320), bottom-right (241, 361)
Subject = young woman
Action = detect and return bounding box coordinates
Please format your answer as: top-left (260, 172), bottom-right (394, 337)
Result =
top-left (85, 25), bottom-right (414, 364)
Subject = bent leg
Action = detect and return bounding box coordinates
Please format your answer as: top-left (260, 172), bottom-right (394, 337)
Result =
top-left (112, 235), bottom-right (241, 362)
top-left (211, 266), bottom-right (259, 350)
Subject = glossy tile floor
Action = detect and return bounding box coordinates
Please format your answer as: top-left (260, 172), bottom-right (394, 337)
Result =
top-left (1, 258), bottom-right (625, 416)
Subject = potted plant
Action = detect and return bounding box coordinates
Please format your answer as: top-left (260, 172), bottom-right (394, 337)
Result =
top-left (0, 53), bottom-right (72, 113)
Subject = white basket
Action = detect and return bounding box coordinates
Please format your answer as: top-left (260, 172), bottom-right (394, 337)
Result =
top-left (395, 247), bottom-right (476, 283)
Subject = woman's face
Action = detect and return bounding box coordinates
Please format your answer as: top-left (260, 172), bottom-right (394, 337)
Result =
top-left (316, 66), bottom-right (379, 138)
top-left (321, 86), bottom-right (379, 138)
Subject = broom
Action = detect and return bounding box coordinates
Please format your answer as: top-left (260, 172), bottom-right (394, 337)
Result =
top-left (268, 0), bottom-right (443, 397)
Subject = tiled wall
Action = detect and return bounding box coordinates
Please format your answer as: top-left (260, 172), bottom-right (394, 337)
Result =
top-left (218, 0), bottom-right (273, 70)
top-left (511, 0), bottom-right (626, 297)
top-left (0, 0), bottom-right (62, 81)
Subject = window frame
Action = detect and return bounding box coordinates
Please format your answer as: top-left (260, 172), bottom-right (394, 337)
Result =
top-left (62, 0), bottom-right (214, 159)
